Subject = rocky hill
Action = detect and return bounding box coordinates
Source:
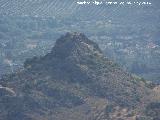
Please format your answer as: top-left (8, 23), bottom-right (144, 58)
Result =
top-left (0, 0), bottom-right (160, 82)
top-left (0, 32), bottom-right (160, 120)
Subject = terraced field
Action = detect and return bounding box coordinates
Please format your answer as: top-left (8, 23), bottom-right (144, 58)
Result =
top-left (0, 0), bottom-right (159, 20)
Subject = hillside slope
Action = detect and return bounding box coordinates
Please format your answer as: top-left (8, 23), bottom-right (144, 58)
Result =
top-left (0, 32), bottom-right (160, 120)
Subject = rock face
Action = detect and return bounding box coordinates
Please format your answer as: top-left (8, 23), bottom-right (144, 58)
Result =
top-left (52, 32), bottom-right (103, 58)
top-left (0, 32), bottom-right (160, 120)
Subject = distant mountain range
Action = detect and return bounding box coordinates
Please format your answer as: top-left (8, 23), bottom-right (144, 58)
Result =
top-left (0, 33), bottom-right (160, 120)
